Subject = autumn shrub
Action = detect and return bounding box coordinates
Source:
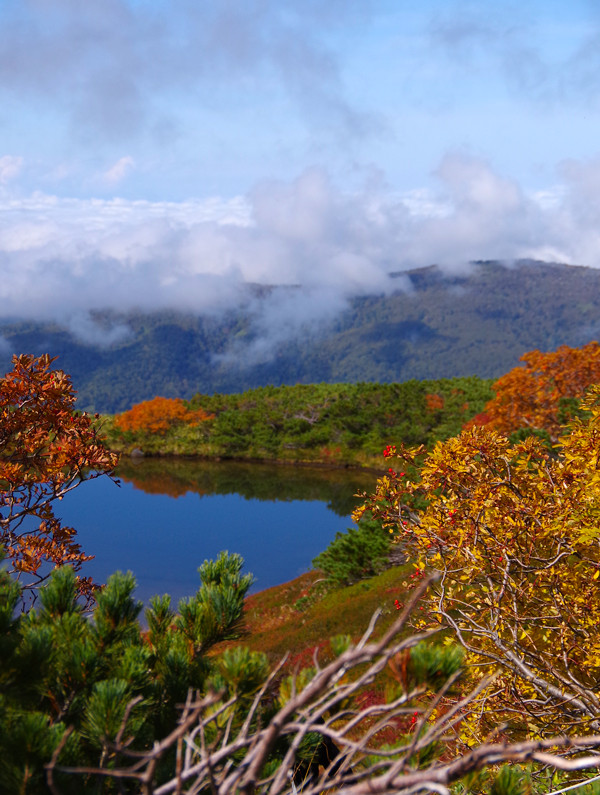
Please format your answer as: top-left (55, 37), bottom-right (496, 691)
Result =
top-left (359, 385), bottom-right (600, 739)
top-left (467, 341), bottom-right (600, 441)
top-left (424, 392), bottom-right (445, 412)
top-left (114, 395), bottom-right (213, 435)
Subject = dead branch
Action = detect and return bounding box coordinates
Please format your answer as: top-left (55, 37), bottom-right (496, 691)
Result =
top-left (45, 574), bottom-right (600, 795)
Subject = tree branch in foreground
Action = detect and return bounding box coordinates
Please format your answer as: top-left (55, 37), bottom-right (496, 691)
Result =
top-left (46, 575), bottom-right (600, 794)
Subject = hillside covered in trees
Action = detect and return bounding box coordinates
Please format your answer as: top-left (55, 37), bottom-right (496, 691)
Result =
top-left (1, 260), bottom-right (600, 412)
top-left (103, 376), bottom-right (494, 466)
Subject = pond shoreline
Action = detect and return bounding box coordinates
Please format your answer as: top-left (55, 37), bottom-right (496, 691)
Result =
top-left (116, 448), bottom-right (386, 476)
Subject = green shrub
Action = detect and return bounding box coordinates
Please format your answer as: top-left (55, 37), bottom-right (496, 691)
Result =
top-left (312, 517), bottom-right (391, 587)
top-left (0, 550), bottom-right (256, 793)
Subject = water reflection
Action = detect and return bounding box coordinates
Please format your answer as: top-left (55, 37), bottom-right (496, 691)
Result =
top-left (59, 459), bottom-right (378, 605)
top-left (116, 458), bottom-right (377, 517)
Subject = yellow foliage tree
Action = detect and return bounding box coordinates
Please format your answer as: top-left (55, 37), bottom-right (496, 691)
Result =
top-left (358, 388), bottom-right (600, 738)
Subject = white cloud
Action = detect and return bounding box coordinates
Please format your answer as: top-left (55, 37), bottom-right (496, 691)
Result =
top-left (100, 156), bottom-right (135, 186)
top-left (1, 156), bottom-right (600, 353)
top-left (61, 311), bottom-right (132, 347)
top-left (0, 155), bottom-right (23, 185)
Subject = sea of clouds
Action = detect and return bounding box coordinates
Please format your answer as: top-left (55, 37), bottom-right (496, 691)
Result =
top-left (1, 154), bottom-right (598, 347)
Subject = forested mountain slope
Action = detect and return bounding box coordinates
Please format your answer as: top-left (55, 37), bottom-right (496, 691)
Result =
top-left (1, 260), bottom-right (598, 412)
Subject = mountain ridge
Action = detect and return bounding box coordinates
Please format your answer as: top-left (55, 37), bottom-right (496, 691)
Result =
top-left (1, 260), bottom-right (599, 413)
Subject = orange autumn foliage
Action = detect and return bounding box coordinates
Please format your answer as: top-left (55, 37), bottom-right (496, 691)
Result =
top-left (424, 393), bottom-right (445, 412)
top-left (466, 341), bottom-right (600, 441)
top-left (0, 354), bottom-right (118, 600)
top-left (115, 396), bottom-right (213, 435)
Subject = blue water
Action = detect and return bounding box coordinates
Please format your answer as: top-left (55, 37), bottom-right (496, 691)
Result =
top-left (56, 473), bottom-right (355, 605)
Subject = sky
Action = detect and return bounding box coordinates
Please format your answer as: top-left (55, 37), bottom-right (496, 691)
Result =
top-left (2, 0), bottom-right (600, 349)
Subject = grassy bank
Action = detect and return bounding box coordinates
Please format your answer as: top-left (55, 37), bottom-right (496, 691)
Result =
top-left (215, 561), bottom-right (418, 670)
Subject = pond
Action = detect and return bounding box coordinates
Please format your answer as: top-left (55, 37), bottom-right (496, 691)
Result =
top-left (57, 458), bottom-right (379, 605)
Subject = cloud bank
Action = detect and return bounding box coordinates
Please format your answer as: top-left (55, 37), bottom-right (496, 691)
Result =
top-left (1, 154), bottom-right (599, 353)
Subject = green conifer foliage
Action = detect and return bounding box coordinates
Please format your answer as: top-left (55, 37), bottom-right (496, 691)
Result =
top-left (0, 550), bottom-right (256, 793)
top-left (312, 517), bottom-right (391, 586)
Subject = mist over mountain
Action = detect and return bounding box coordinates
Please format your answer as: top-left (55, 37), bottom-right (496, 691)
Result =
top-left (1, 259), bottom-right (598, 413)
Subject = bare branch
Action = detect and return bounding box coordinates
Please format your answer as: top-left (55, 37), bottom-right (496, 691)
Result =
top-left (45, 575), bottom-right (600, 795)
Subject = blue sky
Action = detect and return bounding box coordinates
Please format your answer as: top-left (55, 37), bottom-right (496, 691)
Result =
top-left (1, 0), bottom-right (600, 349)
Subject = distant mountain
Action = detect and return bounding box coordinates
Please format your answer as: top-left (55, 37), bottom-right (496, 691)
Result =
top-left (2, 260), bottom-right (600, 413)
